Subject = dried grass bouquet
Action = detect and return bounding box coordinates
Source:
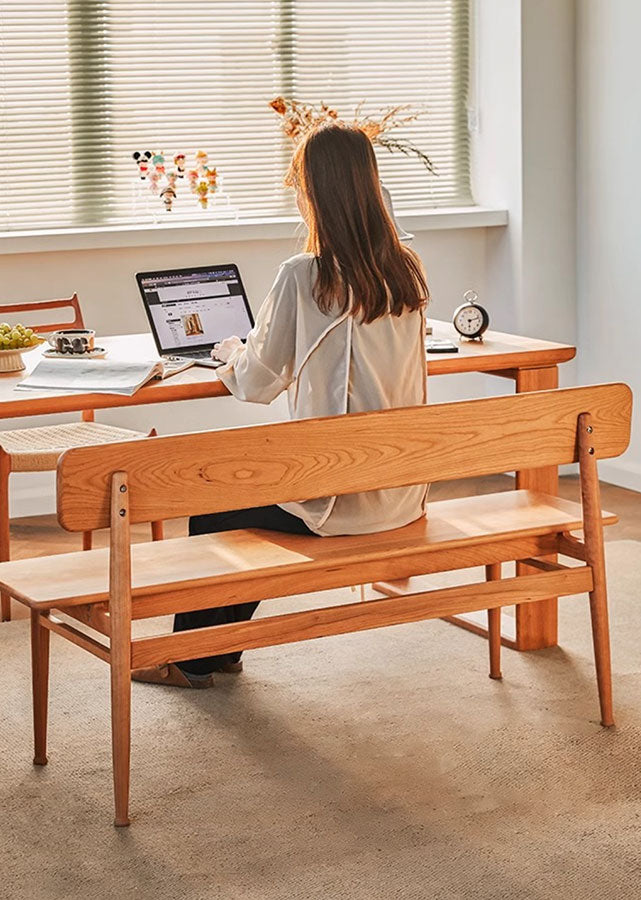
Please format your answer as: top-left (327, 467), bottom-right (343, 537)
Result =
top-left (269, 97), bottom-right (435, 174)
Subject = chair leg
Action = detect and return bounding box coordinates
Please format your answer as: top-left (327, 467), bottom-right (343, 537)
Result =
top-left (31, 610), bottom-right (50, 766)
top-left (0, 452), bottom-right (11, 622)
top-left (486, 563), bottom-right (502, 680)
top-left (151, 520), bottom-right (164, 541)
top-left (82, 531), bottom-right (93, 551)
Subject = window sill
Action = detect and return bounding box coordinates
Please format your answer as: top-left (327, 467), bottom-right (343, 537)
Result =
top-left (0, 207), bottom-right (507, 255)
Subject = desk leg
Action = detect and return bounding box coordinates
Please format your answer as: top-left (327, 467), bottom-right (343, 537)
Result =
top-left (514, 366), bottom-right (559, 650)
top-left (374, 364), bottom-right (561, 652)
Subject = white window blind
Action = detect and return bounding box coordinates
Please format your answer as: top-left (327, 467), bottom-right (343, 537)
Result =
top-left (0, 1), bottom-right (471, 232)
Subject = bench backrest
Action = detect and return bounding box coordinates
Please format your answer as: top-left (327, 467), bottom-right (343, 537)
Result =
top-left (56, 383), bottom-right (632, 532)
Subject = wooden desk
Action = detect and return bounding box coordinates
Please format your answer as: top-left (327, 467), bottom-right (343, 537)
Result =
top-left (0, 323), bottom-right (575, 650)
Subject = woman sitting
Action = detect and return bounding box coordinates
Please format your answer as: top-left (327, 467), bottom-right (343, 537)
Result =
top-left (134, 123), bottom-right (429, 688)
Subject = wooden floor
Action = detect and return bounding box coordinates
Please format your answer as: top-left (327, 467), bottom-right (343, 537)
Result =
top-left (5, 474), bottom-right (639, 621)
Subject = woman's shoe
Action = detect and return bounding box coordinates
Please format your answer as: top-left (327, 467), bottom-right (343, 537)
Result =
top-left (212, 660), bottom-right (243, 674)
top-left (132, 663), bottom-right (214, 689)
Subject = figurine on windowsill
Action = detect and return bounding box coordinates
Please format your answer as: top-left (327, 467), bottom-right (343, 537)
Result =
top-left (132, 149), bottom-right (222, 213)
top-left (173, 153), bottom-right (186, 177)
top-left (132, 150), bottom-right (152, 179)
top-left (160, 184), bottom-right (177, 211)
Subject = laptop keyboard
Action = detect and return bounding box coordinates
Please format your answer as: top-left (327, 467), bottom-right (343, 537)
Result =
top-left (184, 348), bottom-right (213, 359)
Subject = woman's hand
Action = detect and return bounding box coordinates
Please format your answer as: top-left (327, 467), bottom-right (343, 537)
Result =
top-left (212, 335), bottom-right (243, 363)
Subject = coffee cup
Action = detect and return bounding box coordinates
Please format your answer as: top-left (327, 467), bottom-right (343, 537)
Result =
top-left (47, 329), bottom-right (96, 355)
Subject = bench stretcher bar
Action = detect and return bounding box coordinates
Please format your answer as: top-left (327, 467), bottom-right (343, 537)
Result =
top-left (42, 614), bottom-right (110, 664)
top-left (129, 565), bottom-right (593, 670)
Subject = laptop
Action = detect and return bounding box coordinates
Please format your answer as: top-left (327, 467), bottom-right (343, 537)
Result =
top-left (136, 264), bottom-right (255, 368)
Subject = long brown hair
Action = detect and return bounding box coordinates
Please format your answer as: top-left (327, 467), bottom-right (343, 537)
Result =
top-left (287, 124), bottom-right (429, 324)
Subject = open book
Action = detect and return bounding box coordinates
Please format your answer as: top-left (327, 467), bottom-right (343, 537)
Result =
top-left (15, 357), bottom-right (193, 397)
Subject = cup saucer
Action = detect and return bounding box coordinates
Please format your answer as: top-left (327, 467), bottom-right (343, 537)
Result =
top-left (43, 347), bottom-right (108, 360)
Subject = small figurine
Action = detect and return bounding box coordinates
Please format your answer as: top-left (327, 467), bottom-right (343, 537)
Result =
top-left (152, 151), bottom-right (165, 176)
top-left (148, 169), bottom-right (160, 194)
top-left (160, 184), bottom-right (177, 211)
top-left (195, 150), bottom-right (208, 172)
top-left (173, 153), bottom-right (186, 177)
top-left (195, 180), bottom-right (209, 208)
top-left (132, 150), bottom-right (152, 179)
top-left (205, 166), bottom-right (218, 191)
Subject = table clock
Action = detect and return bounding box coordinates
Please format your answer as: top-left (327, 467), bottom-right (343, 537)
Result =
top-left (452, 290), bottom-right (489, 341)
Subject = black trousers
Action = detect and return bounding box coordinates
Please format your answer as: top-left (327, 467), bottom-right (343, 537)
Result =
top-left (175, 505), bottom-right (316, 676)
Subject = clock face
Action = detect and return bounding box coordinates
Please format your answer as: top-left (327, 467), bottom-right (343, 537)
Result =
top-left (454, 304), bottom-right (484, 336)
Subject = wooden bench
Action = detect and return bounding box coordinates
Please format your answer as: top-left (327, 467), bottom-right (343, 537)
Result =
top-left (0, 383), bottom-right (631, 827)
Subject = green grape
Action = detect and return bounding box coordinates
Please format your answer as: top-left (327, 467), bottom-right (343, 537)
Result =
top-left (24, 328), bottom-right (34, 337)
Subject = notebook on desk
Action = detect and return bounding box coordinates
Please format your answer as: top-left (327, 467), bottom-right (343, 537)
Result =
top-left (16, 357), bottom-right (191, 397)
top-left (135, 264), bottom-right (255, 367)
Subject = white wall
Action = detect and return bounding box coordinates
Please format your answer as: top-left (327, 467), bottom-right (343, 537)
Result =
top-left (473, 0), bottom-right (577, 351)
top-left (576, 0), bottom-right (641, 490)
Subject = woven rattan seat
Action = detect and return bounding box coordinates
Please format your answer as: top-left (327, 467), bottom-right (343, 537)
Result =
top-left (0, 422), bottom-right (147, 472)
top-left (0, 294), bottom-right (165, 624)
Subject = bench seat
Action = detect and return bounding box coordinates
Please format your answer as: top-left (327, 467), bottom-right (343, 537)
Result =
top-left (0, 490), bottom-right (615, 616)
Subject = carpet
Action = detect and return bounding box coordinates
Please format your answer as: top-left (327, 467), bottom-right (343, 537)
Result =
top-left (1, 541), bottom-right (640, 900)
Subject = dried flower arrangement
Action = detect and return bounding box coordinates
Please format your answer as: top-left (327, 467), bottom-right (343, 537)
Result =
top-left (269, 97), bottom-right (435, 174)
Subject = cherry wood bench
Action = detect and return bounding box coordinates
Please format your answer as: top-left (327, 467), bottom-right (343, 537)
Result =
top-left (0, 383), bottom-right (631, 826)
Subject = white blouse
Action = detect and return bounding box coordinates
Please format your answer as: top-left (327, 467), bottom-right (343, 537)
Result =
top-left (217, 252), bottom-right (428, 536)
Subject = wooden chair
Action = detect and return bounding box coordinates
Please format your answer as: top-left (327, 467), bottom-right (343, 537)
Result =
top-left (0, 294), bottom-right (163, 622)
top-left (0, 383), bottom-right (631, 826)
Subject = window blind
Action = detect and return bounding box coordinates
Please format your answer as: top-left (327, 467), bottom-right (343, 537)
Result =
top-left (0, 1), bottom-right (471, 232)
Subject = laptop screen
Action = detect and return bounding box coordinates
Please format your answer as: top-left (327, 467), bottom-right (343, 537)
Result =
top-left (136, 264), bottom-right (255, 355)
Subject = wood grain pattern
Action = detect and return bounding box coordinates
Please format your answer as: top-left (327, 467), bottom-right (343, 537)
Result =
top-left (57, 383), bottom-right (632, 532)
top-left (0, 450), bottom-right (11, 621)
top-left (558, 533), bottom-right (587, 560)
top-left (0, 293), bottom-right (84, 333)
top-left (0, 324), bottom-right (575, 421)
top-left (515, 366), bottom-right (560, 649)
top-left (30, 610), bottom-right (50, 766)
top-left (41, 614), bottom-right (110, 663)
top-left (108, 472), bottom-right (132, 827)
top-left (0, 491), bottom-right (614, 610)
top-left (578, 413), bottom-right (614, 727)
top-left (130, 567), bottom-right (594, 669)
top-left (64, 603), bottom-right (111, 635)
top-left (486, 563), bottom-right (502, 679)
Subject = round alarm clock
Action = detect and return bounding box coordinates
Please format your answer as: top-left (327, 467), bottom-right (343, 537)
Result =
top-left (452, 290), bottom-right (490, 341)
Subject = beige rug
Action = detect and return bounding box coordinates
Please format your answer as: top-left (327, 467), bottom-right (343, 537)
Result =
top-left (1, 541), bottom-right (641, 900)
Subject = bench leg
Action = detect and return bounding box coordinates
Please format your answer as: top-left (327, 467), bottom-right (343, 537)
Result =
top-left (31, 610), bottom-right (50, 766)
top-left (485, 564), bottom-right (502, 680)
top-left (110, 470), bottom-right (133, 827)
top-left (0, 453), bottom-right (11, 622)
top-left (110, 652), bottom-right (132, 827)
top-left (578, 413), bottom-right (614, 727)
top-left (82, 531), bottom-right (93, 551)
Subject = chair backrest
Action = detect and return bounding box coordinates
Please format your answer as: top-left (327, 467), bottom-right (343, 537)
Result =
top-left (56, 383), bottom-right (632, 533)
top-left (0, 294), bottom-right (84, 333)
